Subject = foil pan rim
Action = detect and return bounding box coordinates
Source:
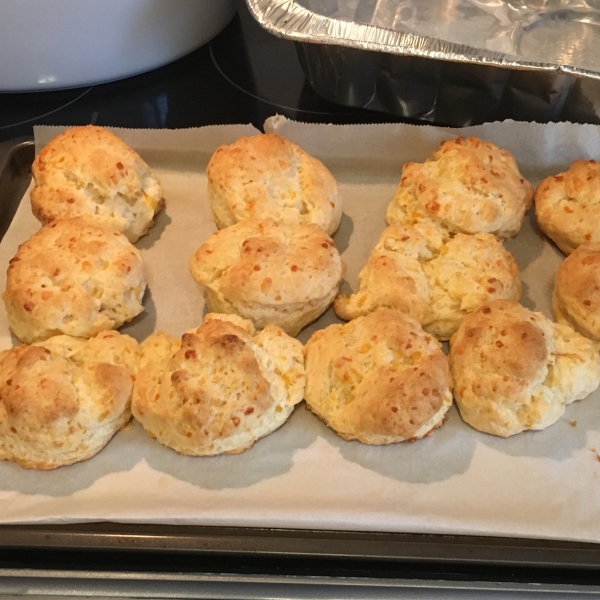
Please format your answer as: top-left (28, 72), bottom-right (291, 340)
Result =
top-left (245, 0), bottom-right (600, 79)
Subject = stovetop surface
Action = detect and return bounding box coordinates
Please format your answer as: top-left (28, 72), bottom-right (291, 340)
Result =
top-left (0, 1), bottom-right (408, 143)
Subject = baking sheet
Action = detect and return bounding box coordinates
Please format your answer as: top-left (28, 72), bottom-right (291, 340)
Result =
top-left (1, 118), bottom-right (600, 544)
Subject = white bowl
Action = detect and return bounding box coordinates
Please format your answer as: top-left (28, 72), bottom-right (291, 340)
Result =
top-left (0, 0), bottom-right (236, 91)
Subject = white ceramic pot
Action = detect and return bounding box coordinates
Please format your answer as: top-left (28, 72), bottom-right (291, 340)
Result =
top-left (0, 0), bottom-right (236, 91)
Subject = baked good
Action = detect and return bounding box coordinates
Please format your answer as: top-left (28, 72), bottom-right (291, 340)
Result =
top-left (131, 313), bottom-right (305, 456)
top-left (335, 222), bottom-right (444, 330)
top-left (334, 222), bottom-right (521, 340)
top-left (189, 218), bottom-right (343, 336)
top-left (385, 137), bottom-right (533, 238)
top-left (0, 330), bottom-right (139, 470)
top-left (31, 125), bottom-right (164, 243)
top-left (206, 133), bottom-right (342, 235)
top-left (449, 300), bottom-right (600, 437)
top-left (3, 217), bottom-right (146, 344)
top-left (535, 159), bottom-right (600, 255)
top-left (304, 309), bottom-right (453, 444)
top-left (553, 242), bottom-right (600, 342)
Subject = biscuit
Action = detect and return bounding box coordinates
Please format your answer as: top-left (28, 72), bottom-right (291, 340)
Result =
top-left (3, 217), bottom-right (146, 344)
top-left (385, 137), bottom-right (533, 239)
top-left (334, 222), bottom-right (521, 340)
top-left (449, 300), bottom-right (600, 437)
top-left (304, 309), bottom-right (453, 444)
top-left (553, 242), bottom-right (600, 342)
top-left (31, 125), bottom-right (164, 243)
top-left (189, 218), bottom-right (343, 337)
top-left (131, 313), bottom-right (305, 456)
top-left (206, 133), bottom-right (342, 235)
top-left (535, 160), bottom-right (600, 255)
top-left (0, 330), bottom-right (139, 470)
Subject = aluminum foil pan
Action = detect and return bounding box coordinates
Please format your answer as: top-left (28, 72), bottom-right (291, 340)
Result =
top-left (246, 0), bottom-right (600, 126)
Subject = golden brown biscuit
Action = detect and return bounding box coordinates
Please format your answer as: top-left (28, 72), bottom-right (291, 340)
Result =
top-left (0, 330), bottom-right (139, 470)
top-left (207, 133), bottom-right (342, 235)
top-left (535, 160), bottom-right (600, 255)
top-left (334, 222), bottom-right (521, 340)
top-left (31, 125), bottom-right (164, 243)
top-left (335, 222), bottom-right (443, 330)
top-left (189, 218), bottom-right (343, 337)
top-left (553, 242), bottom-right (600, 342)
top-left (386, 137), bottom-right (533, 238)
top-left (304, 309), bottom-right (453, 444)
top-left (131, 313), bottom-right (305, 456)
top-left (449, 300), bottom-right (600, 437)
top-left (3, 217), bottom-right (146, 344)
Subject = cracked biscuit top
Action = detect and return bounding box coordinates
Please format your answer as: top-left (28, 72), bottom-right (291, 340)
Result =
top-left (131, 313), bottom-right (305, 456)
top-left (0, 330), bottom-right (139, 469)
top-left (334, 222), bottom-right (521, 340)
top-left (3, 217), bottom-right (146, 344)
top-left (304, 309), bottom-right (453, 445)
top-left (190, 218), bottom-right (343, 337)
top-left (386, 137), bottom-right (533, 238)
top-left (553, 242), bottom-right (600, 342)
top-left (449, 300), bottom-right (600, 437)
top-left (206, 133), bottom-right (342, 235)
top-left (535, 159), bottom-right (600, 255)
top-left (31, 125), bottom-right (164, 243)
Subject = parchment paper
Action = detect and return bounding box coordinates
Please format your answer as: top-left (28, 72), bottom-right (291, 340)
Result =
top-left (1, 117), bottom-right (600, 544)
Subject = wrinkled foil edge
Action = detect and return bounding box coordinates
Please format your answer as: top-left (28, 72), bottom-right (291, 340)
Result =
top-left (245, 0), bottom-right (600, 80)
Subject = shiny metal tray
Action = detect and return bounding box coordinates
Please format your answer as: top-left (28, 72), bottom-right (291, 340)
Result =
top-left (246, 0), bottom-right (600, 126)
top-left (2, 139), bottom-right (600, 592)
